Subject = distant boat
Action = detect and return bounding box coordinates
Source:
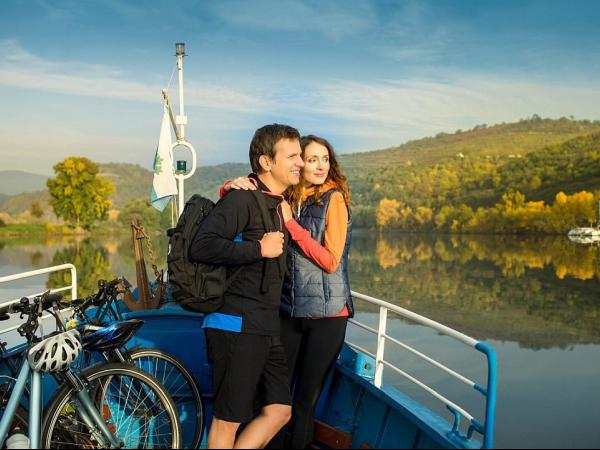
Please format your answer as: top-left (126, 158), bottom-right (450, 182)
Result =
top-left (568, 227), bottom-right (600, 237)
top-left (568, 227), bottom-right (600, 244)
top-left (568, 201), bottom-right (600, 244)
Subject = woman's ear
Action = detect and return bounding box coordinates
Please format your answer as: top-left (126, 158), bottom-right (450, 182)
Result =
top-left (259, 155), bottom-right (272, 172)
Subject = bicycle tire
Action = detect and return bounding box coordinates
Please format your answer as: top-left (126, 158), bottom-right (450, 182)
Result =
top-left (128, 348), bottom-right (203, 449)
top-left (41, 363), bottom-right (182, 449)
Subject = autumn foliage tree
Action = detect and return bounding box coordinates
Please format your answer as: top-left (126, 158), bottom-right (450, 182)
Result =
top-left (47, 157), bottom-right (115, 230)
top-left (376, 198), bottom-right (401, 228)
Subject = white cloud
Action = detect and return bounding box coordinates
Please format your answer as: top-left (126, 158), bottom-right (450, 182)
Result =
top-left (3, 38), bottom-right (600, 173)
top-left (0, 39), bottom-right (270, 113)
top-left (291, 75), bottom-right (600, 142)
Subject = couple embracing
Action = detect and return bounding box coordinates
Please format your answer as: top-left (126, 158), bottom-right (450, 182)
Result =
top-left (191, 124), bottom-right (353, 449)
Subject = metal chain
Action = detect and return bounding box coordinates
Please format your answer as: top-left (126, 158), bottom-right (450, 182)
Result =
top-left (131, 222), bottom-right (161, 279)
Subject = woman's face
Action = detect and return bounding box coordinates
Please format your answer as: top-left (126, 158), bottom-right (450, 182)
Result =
top-left (302, 142), bottom-right (330, 186)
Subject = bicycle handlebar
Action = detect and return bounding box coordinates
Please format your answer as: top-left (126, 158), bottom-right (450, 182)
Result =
top-left (67, 277), bottom-right (131, 315)
top-left (0, 291), bottom-right (64, 317)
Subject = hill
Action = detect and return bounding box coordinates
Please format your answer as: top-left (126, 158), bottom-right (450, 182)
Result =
top-left (99, 162), bottom-right (250, 210)
top-left (337, 117), bottom-right (600, 226)
top-left (0, 170), bottom-right (48, 195)
top-left (0, 190), bottom-right (49, 216)
top-left (3, 116), bottom-right (600, 230)
top-left (339, 116), bottom-right (600, 173)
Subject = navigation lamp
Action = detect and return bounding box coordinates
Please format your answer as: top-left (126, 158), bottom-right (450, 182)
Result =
top-left (176, 160), bottom-right (187, 175)
top-left (175, 43), bottom-right (186, 57)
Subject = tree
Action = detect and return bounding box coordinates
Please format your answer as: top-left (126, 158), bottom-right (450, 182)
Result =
top-left (47, 239), bottom-right (112, 296)
top-left (118, 199), bottom-right (172, 231)
top-left (376, 198), bottom-right (401, 228)
top-left (47, 157), bottom-right (115, 230)
top-left (30, 201), bottom-right (44, 219)
top-left (414, 206), bottom-right (434, 228)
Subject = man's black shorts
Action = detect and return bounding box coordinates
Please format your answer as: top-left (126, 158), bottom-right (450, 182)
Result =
top-left (205, 329), bottom-right (292, 423)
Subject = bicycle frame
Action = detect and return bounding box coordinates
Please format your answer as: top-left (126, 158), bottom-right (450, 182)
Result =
top-left (0, 355), bottom-right (122, 448)
top-left (0, 358), bottom-right (35, 447)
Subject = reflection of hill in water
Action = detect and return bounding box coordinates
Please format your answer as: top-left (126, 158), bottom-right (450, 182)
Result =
top-left (2, 233), bottom-right (599, 349)
top-left (0, 236), bottom-right (89, 272)
top-left (349, 233), bottom-right (600, 349)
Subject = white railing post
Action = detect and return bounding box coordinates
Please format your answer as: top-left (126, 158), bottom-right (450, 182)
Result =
top-left (375, 306), bottom-right (388, 387)
top-left (70, 265), bottom-right (78, 300)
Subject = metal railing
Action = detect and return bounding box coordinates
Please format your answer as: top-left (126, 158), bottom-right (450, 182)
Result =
top-left (0, 264), bottom-right (77, 336)
top-left (346, 290), bottom-right (497, 449)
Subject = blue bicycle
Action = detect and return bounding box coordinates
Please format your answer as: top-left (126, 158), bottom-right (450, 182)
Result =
top-left (66, 277), bottom-right (204, 449)
top-left (0, 291), bottom-right (182, 448)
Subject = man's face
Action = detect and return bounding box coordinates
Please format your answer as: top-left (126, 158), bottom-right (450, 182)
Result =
top-left (269, 138), bottom-right (304, 189)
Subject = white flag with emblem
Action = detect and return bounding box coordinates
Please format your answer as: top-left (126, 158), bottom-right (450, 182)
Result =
top-left (150, 105), bottom-right (177, 211)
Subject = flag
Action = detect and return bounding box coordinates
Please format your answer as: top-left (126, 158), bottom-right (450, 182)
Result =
top-left (150, 105), bottom-right (177, 211)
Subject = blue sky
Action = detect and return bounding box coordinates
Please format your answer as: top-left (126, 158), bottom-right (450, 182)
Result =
top-left (1, 0), bottom-right (600, 174)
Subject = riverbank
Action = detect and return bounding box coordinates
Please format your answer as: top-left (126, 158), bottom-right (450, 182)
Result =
top-left (0, 223), bottom-right (130, 236)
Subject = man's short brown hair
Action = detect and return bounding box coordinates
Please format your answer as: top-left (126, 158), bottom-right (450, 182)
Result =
top-left (249, 124), bottom-right (300, 173)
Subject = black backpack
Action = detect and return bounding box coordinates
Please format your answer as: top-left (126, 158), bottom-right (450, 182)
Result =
top-left (166, 191), bottom-right (275, 313)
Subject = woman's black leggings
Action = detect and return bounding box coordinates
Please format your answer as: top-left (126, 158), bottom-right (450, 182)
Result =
top-left (279, 315), bottom-right (348, 449)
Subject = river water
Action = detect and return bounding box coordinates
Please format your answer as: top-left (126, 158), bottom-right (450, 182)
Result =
top-left (1, 232), bottom-right (599, 448)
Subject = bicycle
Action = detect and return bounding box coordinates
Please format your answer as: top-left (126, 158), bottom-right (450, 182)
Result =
top-left (66, 277), bottom-right (204, 449)
top-left (0, 291), bottom-right (182, 448)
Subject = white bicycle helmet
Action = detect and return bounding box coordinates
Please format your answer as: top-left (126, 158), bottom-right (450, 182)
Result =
top-left (28, 329), bottom-right (82, 373)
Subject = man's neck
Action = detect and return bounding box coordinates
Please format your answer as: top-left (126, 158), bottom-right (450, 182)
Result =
top-left (257, 172), bottom-right (285, 194)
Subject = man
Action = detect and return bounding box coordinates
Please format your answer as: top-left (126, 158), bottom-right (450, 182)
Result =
top-left (190, 124), bottom-right (304, 449)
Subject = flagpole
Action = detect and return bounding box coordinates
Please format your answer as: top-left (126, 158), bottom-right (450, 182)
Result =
top-left (172, 42), bottom-right (196, 218)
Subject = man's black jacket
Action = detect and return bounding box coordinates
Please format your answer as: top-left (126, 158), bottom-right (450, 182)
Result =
top-left (189, 176), bottom-right (288, 336)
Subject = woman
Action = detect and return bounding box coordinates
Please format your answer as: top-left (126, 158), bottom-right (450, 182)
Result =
top-left (223, 135), bottom-right (353, 448)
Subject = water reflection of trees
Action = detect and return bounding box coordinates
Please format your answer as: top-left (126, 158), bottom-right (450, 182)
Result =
top-left (47, 238), bottom-right (113, 297)
top-left (114, 233), bottom-right (169, 280)
top-left (43, 232), bottom-right (170, 298)
top-left (5, 231), bottom-right (599, 349)
top-left (350, 233), bottom-right (600, 349)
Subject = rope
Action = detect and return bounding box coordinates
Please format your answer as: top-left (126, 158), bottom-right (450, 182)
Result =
top-left (165, 63), bottom-right (177, 94)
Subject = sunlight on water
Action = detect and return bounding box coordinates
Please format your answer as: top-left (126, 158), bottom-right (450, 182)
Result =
top-left (1, 232), bottom-right (599, 448)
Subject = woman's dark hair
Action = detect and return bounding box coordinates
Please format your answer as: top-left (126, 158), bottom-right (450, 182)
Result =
top-left (249, 124), bottom-right (300, 173)
top-left (286, 135), bottom-right (351, 208)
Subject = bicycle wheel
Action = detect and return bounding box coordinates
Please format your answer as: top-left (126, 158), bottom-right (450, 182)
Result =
top-left (129, 348), bottom-right (203, 449)
top-left (41, 363), bottom-right (181, 449)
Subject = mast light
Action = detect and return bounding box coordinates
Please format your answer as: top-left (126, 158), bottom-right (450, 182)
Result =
top-left (175, 43), bottom-right (186, 57)
top-left (176, 160), bottom-right (187, 175)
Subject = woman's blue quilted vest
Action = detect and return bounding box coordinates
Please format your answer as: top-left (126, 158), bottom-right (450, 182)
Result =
top-left (280, 189), bottom-right (354, 318)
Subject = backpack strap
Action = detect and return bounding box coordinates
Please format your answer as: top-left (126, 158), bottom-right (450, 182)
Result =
top-left (251, 190), bottom-right (277, 232)
top-left (222, 191), bottom-right (278, 293)
top-left (250, 190), bottom-right (285, 292)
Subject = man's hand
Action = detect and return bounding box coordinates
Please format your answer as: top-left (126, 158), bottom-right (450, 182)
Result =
top-left (227, 177), bottom-right (257, 191)
top-left (259, 231), bottom-right (284, 258)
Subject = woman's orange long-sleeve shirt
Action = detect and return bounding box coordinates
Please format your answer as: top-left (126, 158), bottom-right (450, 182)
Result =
top-left (284, 181), bottom-right (349, 317)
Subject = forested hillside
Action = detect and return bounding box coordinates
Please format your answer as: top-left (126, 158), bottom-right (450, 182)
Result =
top-left (342, 117), bottom-right (600, 229)
top-left (97, 162), bottom-right (250, 210)
top-left (2, 116), bottom-right (600, 233)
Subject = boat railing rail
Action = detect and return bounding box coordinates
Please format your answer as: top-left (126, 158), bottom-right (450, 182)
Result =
top-left (0, 264), bottom-right (77, 336)
top-left (347, 290), bottom-right (497, 449)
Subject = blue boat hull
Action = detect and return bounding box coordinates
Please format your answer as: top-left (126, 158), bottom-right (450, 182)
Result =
top-left (117, 304), bottom-right (481, 449)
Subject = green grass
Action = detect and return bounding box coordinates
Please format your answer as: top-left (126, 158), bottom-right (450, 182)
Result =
top-left (0, 223), bottom-right (48, 234)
